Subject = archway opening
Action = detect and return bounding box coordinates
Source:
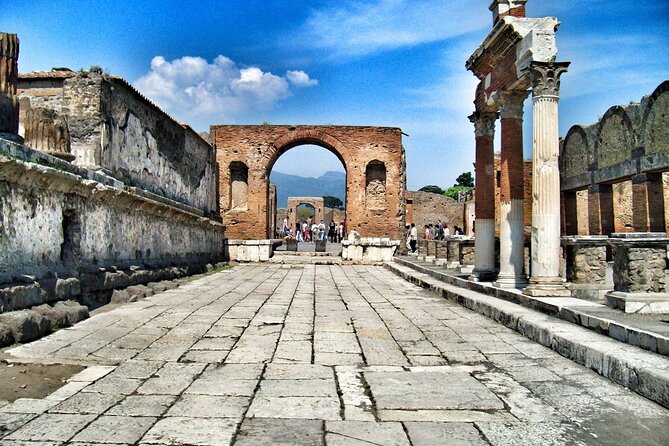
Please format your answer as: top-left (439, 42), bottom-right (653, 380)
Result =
top-left (269, 143), bottom-right (346, 242)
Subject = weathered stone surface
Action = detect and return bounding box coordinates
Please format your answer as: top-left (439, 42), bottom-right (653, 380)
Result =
top-left (0, 310), bottom-right (50, 343)
top-left (110, 289), bottom-right (130, 304)
top-left (0, 322), bottom-right (14, 346)
top-left (0, 283), bottom-right (46, 313)
top-left (234, 418), bottom-right (323, 446)
top-left (54, 278), bottom-right (81, 300)
top-left (53, 300), bottom-right (88, 325)
top-left (32, 304), bottom-right (69, 330)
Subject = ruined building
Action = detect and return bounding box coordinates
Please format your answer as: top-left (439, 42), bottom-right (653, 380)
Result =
top-left (0, 33), bottom-right (225, 337)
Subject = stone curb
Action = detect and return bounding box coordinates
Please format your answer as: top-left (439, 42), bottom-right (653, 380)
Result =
top-left (385, 260), bottom-right (669, 409)
top-left (393, 257), bottom-right (669, 356)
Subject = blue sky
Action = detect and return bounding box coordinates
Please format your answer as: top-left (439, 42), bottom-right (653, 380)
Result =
top-left (2, 0), bottom-right (668, 190)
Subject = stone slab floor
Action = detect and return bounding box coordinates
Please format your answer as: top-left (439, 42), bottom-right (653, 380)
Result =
top-left (2, 264), bottom-right (669, 445)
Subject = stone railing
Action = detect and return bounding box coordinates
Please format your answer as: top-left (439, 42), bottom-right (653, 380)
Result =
top-left (416, 237), bottom-right (475, 270)
top-left (562, 235), bottom-right (612, 300)
top-left (341, 238), bottom-right (400, 264)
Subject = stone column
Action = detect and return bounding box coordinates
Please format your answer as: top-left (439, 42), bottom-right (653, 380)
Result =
top-left (494, 91), bottom-right (529, 288)
top-left (588, 183), bottom-right (615, 235)
top-left (469, 112), bottom-right (498, 281)
top-left (632, 173), bottom-right (665, 232)
top-left (524, 61), bottom-right (571, 297)
top-left (0, 32), bottom-right (21, 142)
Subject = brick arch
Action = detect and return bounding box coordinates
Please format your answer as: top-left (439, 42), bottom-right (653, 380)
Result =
top-left (561, 125), bottom-right (592, 183)
top-left (596, 105), bottom-right (636, 171)
top-left (265, 129), bottom-right (348, 175)
top-left (640, 80), bottom-right (669, 157)
top-left (212, 125), bottom-right (406, 240)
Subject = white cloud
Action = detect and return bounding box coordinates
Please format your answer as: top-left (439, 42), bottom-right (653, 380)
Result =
top-left (286, 70), bottom-right (318, 87)
top-left (134, 55), bottom-right (317, 128)
top-left (297, 0), bottom-right (489, 59)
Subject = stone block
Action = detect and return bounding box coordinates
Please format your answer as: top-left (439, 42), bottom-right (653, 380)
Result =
top-left (0, 310), bottom-right (50, 343)
top-left (0, 322), bottom-right (15, 347)
top-left (0, 283), bottom-right (46, 312)
top-left (110, 289), bottom-right (131, 304)
top-left (55, 278), bottom-right (81, 300)
top-left (147, 282), bottom-right (168, 294)
top-left (32, 304), bottom-right (70, 329)
top-left (125, 285), bottom-right (154, 300)
top-left (53, 300), bottom-right (89, 324)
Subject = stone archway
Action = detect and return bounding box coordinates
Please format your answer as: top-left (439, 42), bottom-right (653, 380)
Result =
top-left (212, 125), bottom-right (406, 239)
top-left (287, 197), bottom-right (323, 236)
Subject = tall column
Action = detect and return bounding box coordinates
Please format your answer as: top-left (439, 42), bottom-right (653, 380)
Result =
top-left (469, 112), bottom-right (498, 281)
top-left (494, 91), bottom-right (529, 288)
top-left (0, 33), bottom-right (21, 142)
top-left (524, 61), bottom-right (571, 297)
top-left (632, 173), bottom-right (665, 232)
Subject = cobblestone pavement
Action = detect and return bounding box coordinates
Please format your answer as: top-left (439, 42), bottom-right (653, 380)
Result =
top-left (2, 264), bottom-right (669, 445)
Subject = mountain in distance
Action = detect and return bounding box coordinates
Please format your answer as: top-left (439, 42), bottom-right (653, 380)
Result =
top-left (270, 170), bottom-right (346, 208)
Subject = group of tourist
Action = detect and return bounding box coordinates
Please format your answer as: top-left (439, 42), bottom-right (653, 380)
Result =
top-left (404, 219), bottom-right (463, 252)
top-left (279, 217), bottom-right (346, 243)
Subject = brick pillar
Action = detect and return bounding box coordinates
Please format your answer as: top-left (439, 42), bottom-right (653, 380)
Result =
top-left (563, 191), bottom-right (578, 235)
top-left (469, 112), bottom-right (498, 281)
top-left (632, 173), bottom-right (666, 232)
top-left (588, 184), bottom-right (614, 235)
top-left (495, 91), bottom-right (528, 288)
top-left (524, 61), bottom-right (571, 297)
top-left (0, 33), bottom-right (21, 141)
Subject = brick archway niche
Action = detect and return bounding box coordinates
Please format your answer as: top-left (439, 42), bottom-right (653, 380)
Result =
top-left (287, 198), bottom-right (324, 235)
top-left (212, 125), bottom-right (406, 240)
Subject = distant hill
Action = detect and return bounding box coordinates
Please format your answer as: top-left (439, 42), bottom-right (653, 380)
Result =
top-left (270, 170), bottom-right (346, 208)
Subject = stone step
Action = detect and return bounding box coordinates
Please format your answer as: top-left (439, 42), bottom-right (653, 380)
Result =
top-left (269, 254), bottom-right (342, 265)
top-left (385, 258), bottom-right (669, 410)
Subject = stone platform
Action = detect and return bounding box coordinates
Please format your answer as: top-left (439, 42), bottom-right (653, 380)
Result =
top-left (1, 264), bottom-right (668, 445)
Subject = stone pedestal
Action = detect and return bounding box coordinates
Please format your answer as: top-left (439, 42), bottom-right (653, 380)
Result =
top-left (315, 240), bottom-right (326, 253)
top-left (469, 112), bottom-right (498, 281)
top-left (0, 33), bottom-right (22, 143)
top-left (606, 233), bottom-right (669, 313)
top-left (524, 62), bottom-right (571, 297)
top-left (562, 236), bottom-right (611, 300)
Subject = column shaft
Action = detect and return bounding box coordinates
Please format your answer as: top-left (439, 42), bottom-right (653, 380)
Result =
top-left (470, 112), bottom-right (497, 281)
top-left (495, 91), bottom-right (528, 288)
top-left (0, 33), bottom-right (20, 139)
top-left (525, 62), bottom-right (571, 297)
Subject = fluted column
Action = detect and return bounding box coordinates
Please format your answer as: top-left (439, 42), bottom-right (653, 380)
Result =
top-left (525, 61), bottom-right (571, 297)
top-left (494, 91), bottom-right (529, 288)
top-left (469, 112), bottom-right (498, 281)
top-left (0, 32), bottom-right (21, 142)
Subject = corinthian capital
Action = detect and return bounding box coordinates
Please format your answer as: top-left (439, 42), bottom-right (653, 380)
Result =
top-left (495, 90), bottom-right (530, 120)
top-left (527, 61), bottom-right (570, 98)
top-left (469, 112), bottom-right (498, 139)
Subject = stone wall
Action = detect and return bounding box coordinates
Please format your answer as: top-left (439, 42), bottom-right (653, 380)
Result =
top-left (213, 125), bottom-right (405, 240)
top-left (18, 70), bottom-right (218, 216)
top-left (561, 81), bottom-right (669, 235)
top-left (0, 139), bottom-right (226, 312)
top-left (405, 191), bottom-right (464, 234)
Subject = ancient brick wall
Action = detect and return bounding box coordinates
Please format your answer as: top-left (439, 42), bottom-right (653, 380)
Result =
top-left (561, 81), bottom-right (669, 234)
top-left (213, 125), bottom-right (405, 239)
top-left (17, 70), bottom-right (218, 215)
top-left (405, 191), bottom-right (464, 234)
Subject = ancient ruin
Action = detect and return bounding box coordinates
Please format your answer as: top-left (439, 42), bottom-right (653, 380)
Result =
top-left (212, 125), bottom-right (406, 240)
top-left (467, 0), bottom-right (570, 295)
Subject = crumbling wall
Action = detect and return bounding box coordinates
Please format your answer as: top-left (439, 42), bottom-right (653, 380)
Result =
top-left (0, 140), bottom-right (225, 312)
top-left (406, 191), bottom-right (463, 233)
top-left (17, 70), bottom-right (218, 215)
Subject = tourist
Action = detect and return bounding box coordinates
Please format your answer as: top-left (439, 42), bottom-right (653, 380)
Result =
top-left (444, 225), bottom-right (450, 237)
top-left (311, 221), bottom-right (318, 242)
top-left (318, 220), bottom-right (326, 241)
top-left (338, 221), bottom-right (345, 242)
top-left (424, 225), bottom-right (430, 240)
top-left (454, 225), bottom-right (463, 235)
top-left (410, 223), bottom-right (418, 252)
top-left (437, 219), bottom-right (444, 240)
top-left (429, 224), bottom-right (436, 240)
top-left (328, 220), bottom-right (336, 242)
top-left (282, 217), bottom-right (289, 236)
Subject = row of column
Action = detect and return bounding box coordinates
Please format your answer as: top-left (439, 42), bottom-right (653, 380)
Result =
top-left (470, 61), bottom-right (571, 296)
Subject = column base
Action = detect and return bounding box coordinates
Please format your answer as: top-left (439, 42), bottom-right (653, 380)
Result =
top-left (524, 277), bottom-right (571, 297)
top-left (469, 268), bottom-right (497, 282)
top-left (494, 274), bottom-right (528, 289)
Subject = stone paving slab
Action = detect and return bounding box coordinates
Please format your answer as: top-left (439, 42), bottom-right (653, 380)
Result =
top-left (1, 264), bottom-right (669, 445)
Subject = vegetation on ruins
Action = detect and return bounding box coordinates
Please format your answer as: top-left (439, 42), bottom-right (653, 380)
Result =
top-left (444, 171), bottom-right (474, 200)
top-left (418, 185), bottom-right (445, 195)
top-left (323, 195), bottom-right (344, 210)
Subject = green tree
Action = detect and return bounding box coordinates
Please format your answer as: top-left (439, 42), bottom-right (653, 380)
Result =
top-left (418, 185), bottom-right (445, 195)
top-left (323, 196), bottom-right (344, 209)
top-left (455, 171), bottom-right (474, 187)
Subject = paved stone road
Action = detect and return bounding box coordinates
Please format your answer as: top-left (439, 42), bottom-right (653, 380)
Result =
top-left (2, 264), bottom-right (669, 445)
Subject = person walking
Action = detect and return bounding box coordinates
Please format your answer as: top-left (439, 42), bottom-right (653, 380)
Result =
top-left (410, 223), bottom-right (418, 253)
top-left (328, 220), bottom-right (336, 242)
